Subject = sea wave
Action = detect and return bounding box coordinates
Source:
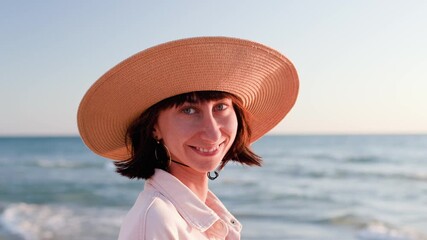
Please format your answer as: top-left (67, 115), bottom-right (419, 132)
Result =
top-left (33, 159), bottom-right (102, 169)
top-left (278, 162), bottom-right (427, 182)
top-left (0, 203), bottom-right (124, 240)
top-left (357, 222), bottom-right (427, 240)
top-left (324, 213), bottom-right (427, 240)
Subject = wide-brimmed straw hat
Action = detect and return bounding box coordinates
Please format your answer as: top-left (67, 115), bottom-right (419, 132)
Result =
top-left (77, 36), bottom-right (299, 161)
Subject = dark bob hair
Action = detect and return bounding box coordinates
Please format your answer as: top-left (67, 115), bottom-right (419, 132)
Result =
top-left (114, 91), bottom-right (262, 179)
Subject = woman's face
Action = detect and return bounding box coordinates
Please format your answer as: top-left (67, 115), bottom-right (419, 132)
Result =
top-left (154, 98), bottom-right (238, 173)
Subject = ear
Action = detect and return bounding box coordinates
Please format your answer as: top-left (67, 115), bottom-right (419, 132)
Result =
top-left (152, 124), bottom-right (162, 140)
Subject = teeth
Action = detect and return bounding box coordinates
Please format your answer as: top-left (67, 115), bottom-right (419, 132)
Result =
top-left (196, 146), bottom-right (219, 153)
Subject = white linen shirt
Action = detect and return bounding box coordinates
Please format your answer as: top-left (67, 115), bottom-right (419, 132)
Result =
top-left (118, 169), bottom-right (242, 240)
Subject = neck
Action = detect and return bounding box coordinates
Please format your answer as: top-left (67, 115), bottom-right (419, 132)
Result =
top-left (169, 163), bottom-right (209, 202)
top-left (171, 159), bottom-right (190, 168)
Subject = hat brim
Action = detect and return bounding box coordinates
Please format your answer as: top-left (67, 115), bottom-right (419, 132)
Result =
top-left (77, 37), bottom-right (299, 160)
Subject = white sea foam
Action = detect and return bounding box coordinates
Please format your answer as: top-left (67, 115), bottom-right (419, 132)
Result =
top-left (0, 203), bottom-right (124, 240)
top-left (357, 222), bottom-right (427, 240)
top-left (104, 161), bottom-right (116, 171)
top-left (36, 159), bottom-right (78, 169)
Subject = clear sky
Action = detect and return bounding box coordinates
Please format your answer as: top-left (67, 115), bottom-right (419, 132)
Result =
top-left (1, 0), bottom-right (426, 136)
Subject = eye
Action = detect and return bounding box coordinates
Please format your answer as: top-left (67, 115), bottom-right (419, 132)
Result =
top-left (182, 107), bottom-right (196, 115)
top-left (214, 103), bottom-right (228, 111)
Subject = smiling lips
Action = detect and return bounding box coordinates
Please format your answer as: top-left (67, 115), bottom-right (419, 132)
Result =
top-left (190, 142), bottom-right (225, 155)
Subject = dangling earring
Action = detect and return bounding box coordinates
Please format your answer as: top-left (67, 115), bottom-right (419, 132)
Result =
top-left (154, 140), bottom-right (171, 168)
top-left (207, 169), bottom-right (219, 180)
top-left (154, 140), bottom-right (160, 160)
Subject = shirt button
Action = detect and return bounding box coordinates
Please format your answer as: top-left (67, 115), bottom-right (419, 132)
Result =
top-left (230, 219), bottom-right (236, 225)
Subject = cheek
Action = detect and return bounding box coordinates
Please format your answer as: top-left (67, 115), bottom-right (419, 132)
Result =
top-left (160, 118), bottom-right (192, 143)
top-left (225, 114), bottom-right (239, 139)
top-left (156, 111), bottom-right (179, 140)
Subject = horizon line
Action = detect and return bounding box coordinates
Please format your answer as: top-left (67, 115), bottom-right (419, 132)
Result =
top-left (1, 132), bottom-right (427, 138)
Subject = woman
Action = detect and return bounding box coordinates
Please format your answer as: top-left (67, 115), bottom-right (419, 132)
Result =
top-left (78, 37), bottom-right (299, 239)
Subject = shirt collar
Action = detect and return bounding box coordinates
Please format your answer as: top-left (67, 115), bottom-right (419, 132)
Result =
top-left (147, 169), bottom-right (220, 232)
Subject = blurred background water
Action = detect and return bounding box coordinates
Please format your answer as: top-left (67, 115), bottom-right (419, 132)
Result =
top-left (0, 135), bottom-right (426, 240)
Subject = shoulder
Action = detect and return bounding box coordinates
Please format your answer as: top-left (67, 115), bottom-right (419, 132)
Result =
top-left (145, 193), bottom-right (180, 224)
top-left (118, 191), bottom-right (184, 240)
top-left (145, 192), bottom-right (188, 239)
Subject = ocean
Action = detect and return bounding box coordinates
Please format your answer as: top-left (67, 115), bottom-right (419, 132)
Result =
top-left (0, 135), bottom-right (426, 240)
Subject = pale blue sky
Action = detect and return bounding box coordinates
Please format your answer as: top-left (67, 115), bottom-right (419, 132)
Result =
top-left (1, 0), bottom-right (426, 136)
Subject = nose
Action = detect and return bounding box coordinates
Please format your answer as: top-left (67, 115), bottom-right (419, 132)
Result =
top-left (199, 112), bottom-right (221, 143)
